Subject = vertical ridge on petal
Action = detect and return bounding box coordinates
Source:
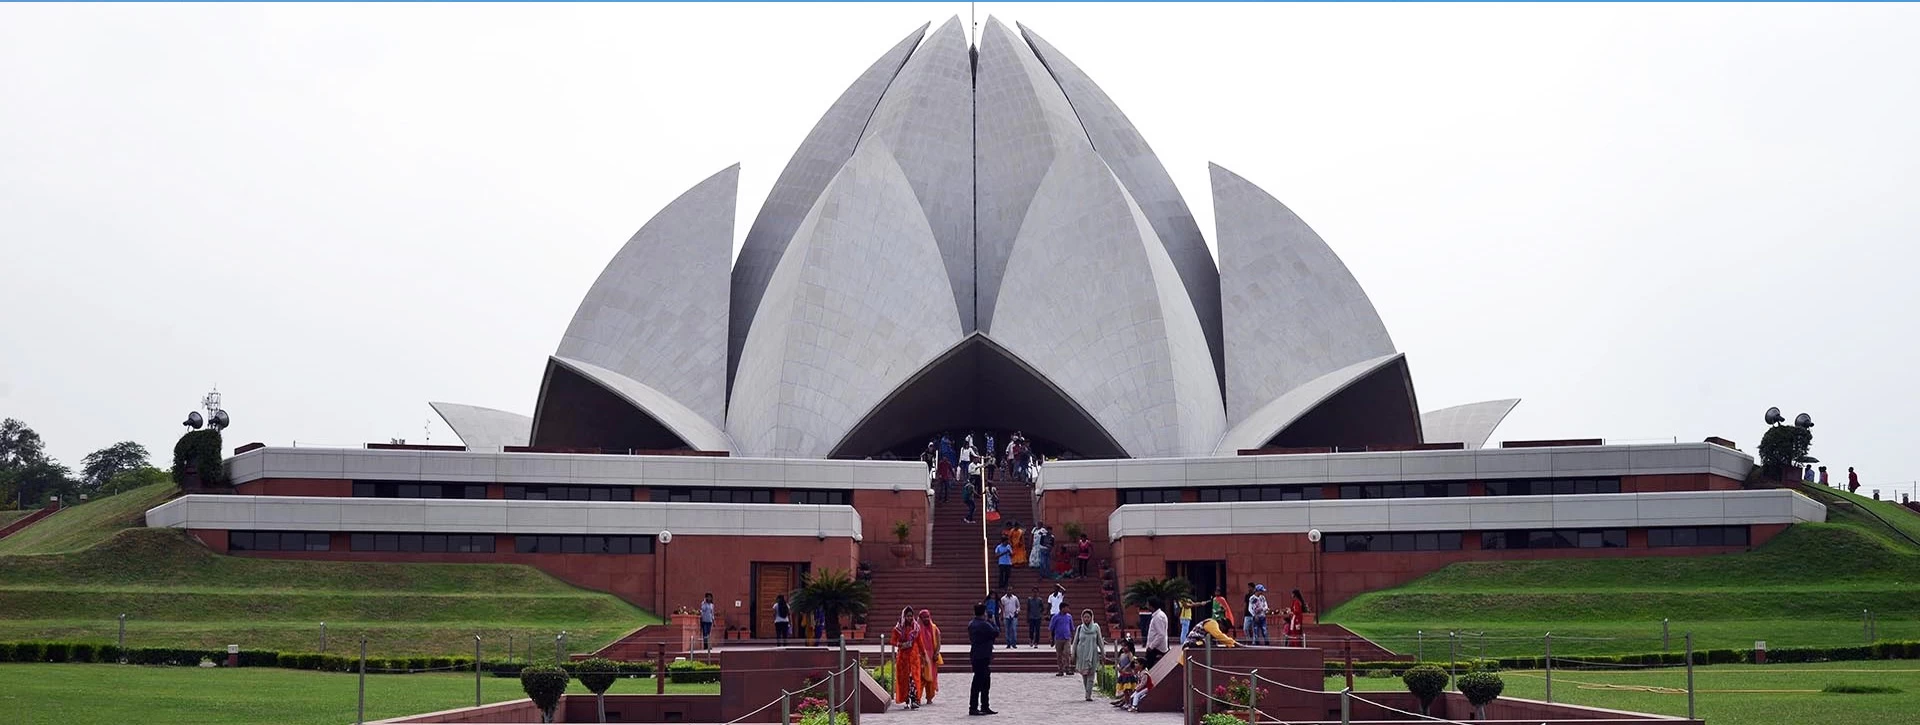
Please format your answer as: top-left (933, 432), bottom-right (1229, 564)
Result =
top-left (729, 23), bottom-right (929, 388)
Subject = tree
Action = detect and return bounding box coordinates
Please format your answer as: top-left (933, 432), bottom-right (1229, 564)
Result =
top-left (0, 418), bottom-right (47, 470)
top-left (790, 568), bottom-right (871, 642)
top-left (519, 664), bottom-right (571, 723)
top-left (81, 441), bottom-right (152, 495)
top-left (1122, 576), bottom-right (1192, 629)
top-left (100, 466), bottom-right (170, 497)
top-left (1758, 426), bottom-right (1813, 481)
top-left (575, 657), bottom-right (620, 723)
top-left (1457, 671), bottom-right (1505, 719)
top-left (1400, 665), bottom-right (1450, 715)
top-left (7, 459), bottom-right (75, 508)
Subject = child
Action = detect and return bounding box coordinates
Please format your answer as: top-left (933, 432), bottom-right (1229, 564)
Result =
top-left (1112, 658), bottom-right (1141, 706)
top-left (1125, 662), bottom-right (1153, 711)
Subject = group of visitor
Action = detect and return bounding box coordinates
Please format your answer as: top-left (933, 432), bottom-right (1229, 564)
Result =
top-left (987, 585), bottom-right (1067, 649)
top-left (1803, 464), bottom-right (1863, 494)
top-left (990, 521), bottom-right (1093, 588)
top-left (924, 431), bottom-right (1044, 521)
top-left (890, 607), bottom-right (944, 710)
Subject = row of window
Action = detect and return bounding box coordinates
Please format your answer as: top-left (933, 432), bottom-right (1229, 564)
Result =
top-left (1196, 486), bottom-right (1323, 503)
top-left (507, 485), bottom-right (635, 502)
top-left (1339, 482), bottom-right (1471, 500)
top-left (1483, 478), bottom-right (1623, 496)
top-left (352, 482), bottom-right (851, 506)
top-left (353, 482), bottom-right (489, 499)
top-left (513, 534), bottom-right (655, 554)
top-left (230, 531), bottom-right (331, 552)
top-left (1648, 526), bottom-right (1749, 548)
top-left (350, 533), bottom-right (498, 553)
top-left (1482, 528), bottom-right (1629, 550)
top-left (1321, 532), bottom-right (1465, 552)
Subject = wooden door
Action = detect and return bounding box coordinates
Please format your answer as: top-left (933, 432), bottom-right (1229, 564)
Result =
top-left (753, 563), bottom-right (798, 639)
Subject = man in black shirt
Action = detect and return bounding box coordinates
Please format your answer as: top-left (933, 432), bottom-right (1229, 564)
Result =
top-left (967, 603), bottom-right (999, 716)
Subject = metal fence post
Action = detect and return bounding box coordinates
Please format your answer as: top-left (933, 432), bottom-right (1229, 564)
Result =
top-left (508, 634), bottom-right (515, 662)
top-left (1247, 669), bottom-right (1259, 725)
top-left (1449, 631), bottom-right (1457, 676)
top-left (356, 638), bottom-right (368, 725)
top-left (1183, 642), bottom-right (1193, 724)
top-left (1205, 633), bottom-right (1215, 715)
top-left (1544, 633), bottom-right (1553, 703)
top-left (1864, 610), bottom-right (1871, 644)
top-left (829, 637), bottom-right (841, 725)
top-left (1416, 630), bottom-right (1423, 662)
top-left (1662, 618), bottom-right (1670, 651)
top-left (556, 631), bottom-right (567, 665)
top-left (1686, 633), bottom-right (1696, 720)
top-left (780, 689), bottom-right (791, 725)
top-left (321, 622), bottom-right (328, 654)
top-left (475, 635), bottom-right (483, 707)
top-left (117, 614), bottom-right (127, 660)
top-left (1339, 687), bottom-right (1351, 725)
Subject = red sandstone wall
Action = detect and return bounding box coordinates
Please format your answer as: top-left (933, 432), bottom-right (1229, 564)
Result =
top-left (1037, 488), bottom-right (1117, 561)
top-left (1113, 527), bottom-right (1768, 613)
top-left (1623, 473), bottom-right (1741, 492)
top-left (852, 489), bottom-right (931, 570)
top-left (218, 532), bottom-right (855, 625)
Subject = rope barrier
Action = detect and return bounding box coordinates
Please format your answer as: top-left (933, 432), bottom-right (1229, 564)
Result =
top-left (724, 662), bottom-right (860, 725)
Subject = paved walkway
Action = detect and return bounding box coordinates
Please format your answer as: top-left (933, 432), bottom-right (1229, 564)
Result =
top-left (872, 672), bottom-right (1180, 725)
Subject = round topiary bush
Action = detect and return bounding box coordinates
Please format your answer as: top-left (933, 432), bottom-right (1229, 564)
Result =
top-left (519, 664), bottom-right (571, 723)
top-left (576, 657), bottom-right (620, 723)
top-left (1457, 671), bottom-right (1504, 718)
top-left (1400, 665), bottom-right (1450, 715)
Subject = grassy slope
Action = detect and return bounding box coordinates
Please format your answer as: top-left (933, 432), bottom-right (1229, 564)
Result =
top-left (0, 528), bottom-right (658, 657)
top-left (0, 663), bottom-right (718, 725)
top-left (0, 482), bottom-right (178, 555)
top-left (1325, 660), bottom-right (1920, 725)
top-left (0, 509), bottom-right (30, 527)
top-left (1328, 512), bottom-right (1920, 655)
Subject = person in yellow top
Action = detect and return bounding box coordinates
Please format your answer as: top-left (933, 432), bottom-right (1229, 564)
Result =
top-left (1008, 523), bottom-right (1027, 568)
top-left (891, 607), bottom-right (923, 708)
top-left (915, 609), bottom-right (942, 703)
top-left (1177, 598), bottom-right (1194, 642)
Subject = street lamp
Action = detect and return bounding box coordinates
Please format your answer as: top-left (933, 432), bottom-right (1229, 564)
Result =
top-left (1307, 529), bottom-right (1323, 614)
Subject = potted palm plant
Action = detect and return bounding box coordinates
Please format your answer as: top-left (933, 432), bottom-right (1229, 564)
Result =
top-left (890, 520), bottom-right (914, 560)
top-left (1122, 576), bottom-right (1192, 637)
top-left (791, 568), bottom-right (872, 642)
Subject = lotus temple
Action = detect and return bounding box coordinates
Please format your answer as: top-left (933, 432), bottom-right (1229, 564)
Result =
top-left (145, 17), bottom-right (1824, 650)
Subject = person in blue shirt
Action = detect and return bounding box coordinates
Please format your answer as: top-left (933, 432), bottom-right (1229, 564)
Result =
top-left (1048, 604), bottom-right (1076, 676)
top-left (995, 536), bottom-right (1013, 590)
top-left (699, 593), bottom-right (716, 650)
top-left (966, 603), bottom-right (999, 716)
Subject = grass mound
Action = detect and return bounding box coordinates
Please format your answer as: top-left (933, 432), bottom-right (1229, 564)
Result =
top-left (0, 528), bottom-right (656, 657)
top-left (0, 482), bottom-right (178, 555)
top-left (0, 509), bottom-right (32, 527)
top-left (1823, 684), bottom-right (1903, 694)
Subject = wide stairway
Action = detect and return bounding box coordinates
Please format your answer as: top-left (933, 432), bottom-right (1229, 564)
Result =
top-left (867, 472), bottom-right (1109, 672)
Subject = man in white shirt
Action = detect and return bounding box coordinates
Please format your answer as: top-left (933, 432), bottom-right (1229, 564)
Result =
top-left (1047, 584), bottom-right (1065, 616)
top-left (998, 591), bottom-right (1020, 649)
top-left (1144, 598), bottom-right (1169, 667)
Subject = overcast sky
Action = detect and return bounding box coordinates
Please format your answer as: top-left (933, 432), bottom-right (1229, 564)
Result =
top-left (2, 3), bottom-right (1914, 495)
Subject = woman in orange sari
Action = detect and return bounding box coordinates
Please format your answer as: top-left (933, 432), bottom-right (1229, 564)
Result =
top-left (891, 607), bottom-right (923, 708)
top-left (1008, 522), bottom-right (1027, 569)
top-left (915, 609), bottom-right (941, 703)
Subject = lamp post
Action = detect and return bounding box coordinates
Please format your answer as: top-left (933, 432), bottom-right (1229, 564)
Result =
top-left (1307, 529), bottom-right (1323, 613)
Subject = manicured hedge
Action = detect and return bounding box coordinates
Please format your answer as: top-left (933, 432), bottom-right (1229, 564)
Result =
top-left (1318, 640), bottom-right (1920, 676)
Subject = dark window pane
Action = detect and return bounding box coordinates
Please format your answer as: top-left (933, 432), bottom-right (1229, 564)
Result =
top-left (466, 486), bottom-right (486, 499)
top-left (396, 534), bottom-right (420, 552)
top-left (1198, 489), bottom-right (1218, 503)
top-left (233, 531), bottom-right (256, 551)
top-left (584, 536), bottom-right (606, 554)
top-left (1482, 532), bottom-right (1504, 550)
top-left (609, 536), bottom-right (629, 554)
top-left (515, 536), bottom-right (535, 553)
top-left (1673, 528), bottom-right (1698, 546)
top-left (274, 532), bottom-right (300, 550)
top-left (588, 488), bottom-right (608, 502)
top-left (1391, 533), bottom-right (1416, 551)
top-left (1600, 479), bottom-right (1621, 494)
top-left (1648, 528), bottom-right (1671, 547)
top-left (1727, 527), bottom-right (1749, 546)
top-left (561, 536), bottom-right (584, 554)
top-left (351, 533), bottom-right (374, 551)
top-left (1578, 531), bottom-right (1603, 549)
top-left (1698, 527), bottom-right (1724, 546)
top-left (353, 483), bottom-right (374, 497)
top-left (1574, 480), bottom-right (1595, 495)
top-left (536, 535), bottom-right (558, 553)
top-left (1528, 530), bottom-right (1556, 549)
top-left (375, 534), bottom-right (399, 551)
top-left (423, 535), bottom-right (447, 553)
top-left (651, 489), bottom-right (670, 502)
top-left (1416, 533), bottom-right (1439, 551)
top-left (1438, 533), bottom-right (1463, 550)
top-left (1603, 529), bottom-right (1627, 548)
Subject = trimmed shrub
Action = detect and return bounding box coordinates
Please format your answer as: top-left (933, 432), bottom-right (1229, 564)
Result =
top-left (667, 658), bottom-right (721, 684)
top-left (428, 656), bottom-right (454, 670)
top-left (1200, 715), bottom-right (1247, 725)
top-left (519, 664), bottom-right (571, 723)
top-left (577, 657), bottom-right (621, 724)
top-left (1457, 671), bottom-right (1504, 718)
top-left (42, 643), bottom-right (70, 663)
top-left (1401, 665), bottom-right (1449, 715)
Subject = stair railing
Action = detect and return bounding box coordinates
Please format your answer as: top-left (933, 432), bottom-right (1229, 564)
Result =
top-left (924, 469), bottom-right (936, 567)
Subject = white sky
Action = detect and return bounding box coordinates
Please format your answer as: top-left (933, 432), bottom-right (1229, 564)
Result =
top-left (2, 3), bottom-right (1914, 495)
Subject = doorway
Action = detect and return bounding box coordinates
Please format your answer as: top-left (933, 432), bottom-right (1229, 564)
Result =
top-left (751, 562), bottom-right (808, 640)
top-left (1166, 560), bottom-right (1226, 608)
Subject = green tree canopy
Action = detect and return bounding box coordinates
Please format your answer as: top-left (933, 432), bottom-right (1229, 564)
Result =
top-left (81, 441), bottom-right (152, 494)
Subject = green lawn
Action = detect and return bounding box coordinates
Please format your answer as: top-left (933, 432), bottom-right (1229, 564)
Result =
top-left (0, 528), bottom-right (657, 658)
top-left (0, 482), bottom-right (178, 555)
top-left (0, 663), bottom-right (717, 725)
top-left (0, 509), bottom-right (32, 527)
top-left (1325, 660), bottom-right (1920, 725)
top-left (1328, 521), bottom-right (1920, 657)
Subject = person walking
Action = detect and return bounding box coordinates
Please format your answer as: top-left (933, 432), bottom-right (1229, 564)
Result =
top-left (1072, 608), bottom-right (1107, 701)
top-left (999, 591), bottom-right (1020, 649)
top-left (1075, 534), bottom-right (1092, 578)
top-left (923, 441), bottom-right (944, 504)
top-left (1008, 523), bottom-right (1028, 572)
top-left (773, 594), bottom-right (792, 646)
top-left (1848, 466), bottom-right (1860, 493)
top-left (963, 478), bottom-right (979, 523)
top-left (1033, 522), bottom-right (1053, 573)
top-left (1047, 583), bottom-right (1065, 618)
top-left (960, 436), bottom-right (977, 485)
top-left (1247, 585), bottom-right (1269, 646)
top-left (1144, 598), bottom-right (1169, 668)
top-left (1049, 603), bottom-right (1075, 677)
top-left (917, 609), bottom-right (942, 704)
top-left (1026, 589), bottom-right (1045, 648)
top-left (892, 607), bottom-right (923, 708)
top-left (967, 603), bottom-right (999, 716)
top-left (699, 593), bottom-right (716, 650)
top-left (995, 536), bottom-right (1014, 591)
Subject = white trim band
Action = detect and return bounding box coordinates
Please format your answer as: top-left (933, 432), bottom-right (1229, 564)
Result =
top-left (1107, 488), bottom-right (1824, 541)
top-left (226, 447), bottom-right (925, 491)
top-left (1049, 442), bottom-right (1753, 490)
top-left (147, 495), bottom-right (864, 540)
